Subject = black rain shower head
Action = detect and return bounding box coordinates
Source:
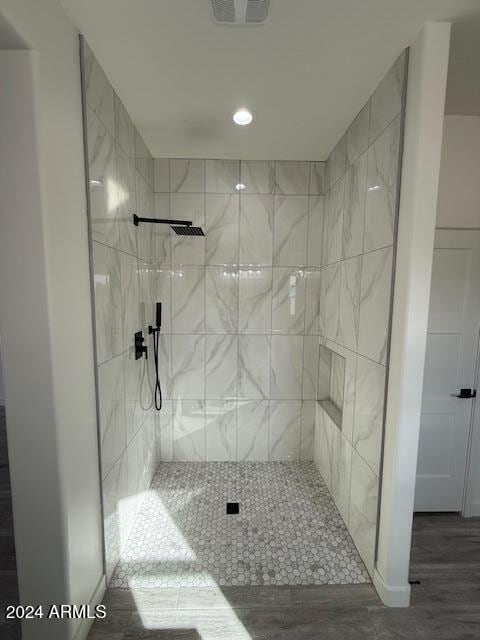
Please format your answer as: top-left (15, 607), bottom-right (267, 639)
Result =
top-left (171, 226), bottom-right (205, 236)
top-left (133, 213), bottom-right (205, 235)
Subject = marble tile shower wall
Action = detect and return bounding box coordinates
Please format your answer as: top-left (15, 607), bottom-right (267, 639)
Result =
top-left (82, 40), bottom-right (158, 581)
top-left (152, 158), bottom-right (326, 463)
top-left (314, 51), bottom-right (408, 576)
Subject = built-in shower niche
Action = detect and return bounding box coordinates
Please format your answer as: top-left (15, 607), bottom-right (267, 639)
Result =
top-left (317, 345), bottom-right (345, 430)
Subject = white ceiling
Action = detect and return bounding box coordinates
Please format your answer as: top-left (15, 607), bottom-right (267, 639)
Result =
top-left (61, 0), bottom-right (480, 160)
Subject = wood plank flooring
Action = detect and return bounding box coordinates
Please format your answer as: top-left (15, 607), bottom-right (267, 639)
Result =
top-left (86, 512), bottom-right (480, 639)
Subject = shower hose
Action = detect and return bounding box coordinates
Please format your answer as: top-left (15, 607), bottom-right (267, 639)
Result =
top-left (152, 328), bottom-right (162, 411)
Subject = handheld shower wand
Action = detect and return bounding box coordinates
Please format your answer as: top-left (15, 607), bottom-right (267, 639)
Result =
top-left (149, 302), bottom-right (163, 411)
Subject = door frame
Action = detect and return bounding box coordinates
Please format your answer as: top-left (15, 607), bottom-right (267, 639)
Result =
top-left (436, 226), bottom-right (480, 517)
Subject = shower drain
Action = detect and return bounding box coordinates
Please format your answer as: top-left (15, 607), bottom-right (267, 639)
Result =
top-left (226, 502), bottom-right (239, 514)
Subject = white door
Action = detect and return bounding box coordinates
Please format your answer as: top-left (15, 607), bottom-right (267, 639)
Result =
top-left (415, 229), bottom-right (480, 512)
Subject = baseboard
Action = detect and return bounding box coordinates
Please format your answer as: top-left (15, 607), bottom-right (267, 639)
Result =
top-left (73, 574), bottom-right (107, 640)
top-left (373, 568), bottom-right (410, 607)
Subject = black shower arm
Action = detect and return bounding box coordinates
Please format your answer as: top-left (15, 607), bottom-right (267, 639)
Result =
top-left (133, 213), bottom-right (192, 227)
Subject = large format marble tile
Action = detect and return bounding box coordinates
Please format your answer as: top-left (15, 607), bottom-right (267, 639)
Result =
top-left (337, 256), bottom-right (361, 352)
top-left (239, 194), bottom-right (274, 266)
top-left (238, 335), bottom-right (271, 399)
top-left (240, 160), bottom-right (274, 194)
top-left (273, 195), bottom-right (309, 266)
top-left (300, 401), bottom-right (315, 461)
top-left (102, 452), bottom-right (128, 580)
top-left (238, 267), bottom-right (272, 334)
top-left (206, 335), bottom-right (238, 399)
top-left (270, 335), bottom-right (303, 399)
top-left (152, 265), bottom-right (172, 333)
top-left (358, 246), bottom-right (393, 365)
top-left (364, 115), bottom-right (401, 252)
top-left (353, 355), bottom-right (386, 475)
top-left (86, 106), bottom-right (118, 248)
top-left (134, 129), bottom-right (153, 189)
top-left (322, 175), bottom-right (345, 265)
top-left (206, 159), bottom-right (240, 193)
top-left (98, 354), bottom-right (126, 479)
top-left (116, 144), bottom-right (137, 255)
top-left (170, 193), bottom-right (206, 265)
top-left (326, 340), bottom-right (356, 444)
top-left (153, 158), bottom-right (169, 192)
top-left (173, 399), bottom-right (206, 461)
top-left (205, 266), bottom-right (238, 333)
top-left (83, 39), bottom-right (115, 137)
top-left (120, 252), bottom-right (141, 353)
top-left (171, 266), bottom-right (205, 334)
top-left (310, 162), bottom-right (326, 195)
top-left (153, 193), bottom-right (171, 264)
top-left (343, 151), bottom-right (367, 259)
top-left (206, 400), bottom-right (237, 461)
top-left (135, 173), bottom-right (155, 263)
top-left (370, 51), bottom-right (406, 142)
top-left (302, 336), bottom-right (319, 400)
top-left (157, 400), bottom-right (174, 462)
top-left (269, 401), bottom-right (302, 460)
top-left (114, 93), bottom-right (135, 160)
top-left (319, 263), bottom-right (340, 341)
top-left (307, 196), bottom-right (324, 267)
top-left (170, 159), bottom-right (205, 192)
top-left (274, 161), bottom-right (310, 195)
top-left (327, 135), bottom-right (347, 189)
top-left (346, 101), bottom-right (370, 166)
top-left (205, 194), bottom-right (239, 265)
top-left (349, 449), bottom-right (379, 575)
top-left (172, 335), bottom-right (206, 399)
top-left (123, 342), bottom-right (153, 442)
top-left (271, 267), bottom-right (306, 334)
top-left (305, 269), bottom-right (321, 335)
top-left (92, 242), bottom-right (122, 363)
top-left (236, 400), bottom-right (269, 461)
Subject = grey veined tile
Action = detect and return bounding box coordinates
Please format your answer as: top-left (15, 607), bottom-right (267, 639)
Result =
top-left (240, 160), bottom-right (275, 194)
top-left (307, 196), bottom-right (324, 267)
top-left (170, 158), bottom-right (205, 192)
top-left (205, 266), bottom-right (238, 333)
top-left (271, 267), bottom-right (306, 334)
top-left (343, 151), bottom-right (367, 260)
top-left (310, 161), bottom-right (326, 195)
top-left (269, 400), bottom-right (302, 460)
top-left (206, 194), bottom-right (239, 265)
top-left (270, 335), bottom-right (303, 399)
top-left (322, 175), bottom-right (344, 265)
top-left (172, 335), bottom-right (206, 400)
top-left (370, 50), bottom-right (406, 142)
top-left (238, 267), bottom-right (272, 334)
top-left (274, 161), bottom-right (310, 195)
top-left (236, 400), bottom-right (269, 461)
top-left (353, 355), bottom-right (386, 475)
top-left (206, 400), bottom-right (237, 461)
top-left (327, 135), bottom-right (347, 189)
top-left (364, 115), bottom-right (401, 252)
top-left (206, 159), bottom-right (240, 193)
top-left (337, 256), bottom-right (361, 352)
top-left (173, 399), bottom-right (206, 461)
top-left (347, 101), bottom-right (370, 166)
top-left (206, 335), bottom-right (238, 400)
top-left (358, 246), bottom-right (393, 365)
top-left (239, 194), bottom-right (274, 266)
top-left (83, 39), bottom-right (115, 136)
top-left (273, 195), bottom-right (309, 266)
top-left (238, 335), bottom-right (271, 399)
top-left (171, 266), bottom-right (205, 334)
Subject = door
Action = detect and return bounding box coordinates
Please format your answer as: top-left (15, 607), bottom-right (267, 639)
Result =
top-left (415, 229), bottom-right (480, 511)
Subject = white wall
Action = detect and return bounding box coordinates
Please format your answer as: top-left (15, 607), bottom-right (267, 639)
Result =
top-left (374, 22), bottom-right (451, 607)
top-left (436, 115), bottom-right (480, 228)
top-left (0, 1), bottom-right (104, 638)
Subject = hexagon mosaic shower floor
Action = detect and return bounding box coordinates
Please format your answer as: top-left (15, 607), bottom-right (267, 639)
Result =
top-left (110, 462), bottom-right (370, 588)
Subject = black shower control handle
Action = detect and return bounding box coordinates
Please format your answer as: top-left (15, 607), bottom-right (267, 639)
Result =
top-left (134, 331), bottom-right (148, 360)
top-left (456, 388), bottom-right (476, 399)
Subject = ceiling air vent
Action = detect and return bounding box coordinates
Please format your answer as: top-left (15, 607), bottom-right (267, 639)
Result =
top-left (209, 0), bottom-right (271, 25)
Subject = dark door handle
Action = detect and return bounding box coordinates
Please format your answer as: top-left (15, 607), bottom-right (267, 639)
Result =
top-left (456, 388), bottom-right (477, 399)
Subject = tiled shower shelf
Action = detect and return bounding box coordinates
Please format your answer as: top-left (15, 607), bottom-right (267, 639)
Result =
top-left (317, 345), bottom-right (345, 430)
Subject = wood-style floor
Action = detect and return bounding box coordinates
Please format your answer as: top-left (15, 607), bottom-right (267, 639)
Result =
top-left (0, 407), bottom-right (20, 640)
top-left (86, 512), bottom-right (480, 639)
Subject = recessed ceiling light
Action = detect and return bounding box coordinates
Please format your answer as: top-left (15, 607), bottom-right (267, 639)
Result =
top-left (233, 108), bottom-right (254, 126)
top-left (235, 183), bottom-right (246, 191)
